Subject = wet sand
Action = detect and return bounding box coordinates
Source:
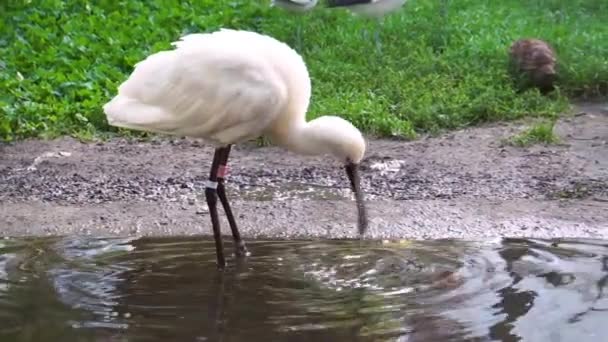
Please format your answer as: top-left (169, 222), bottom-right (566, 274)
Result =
top-left (1, 103), bottom-right (606, 240)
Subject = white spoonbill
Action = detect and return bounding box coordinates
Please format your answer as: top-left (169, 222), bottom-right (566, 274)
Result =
top-left (270, 0), bottom-right (319, 51)
top-left (326, 0), bottom-right (407, 52)
top-left (103, 28), bottom-right (368, 269)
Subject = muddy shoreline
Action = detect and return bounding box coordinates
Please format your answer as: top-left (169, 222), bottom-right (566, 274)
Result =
top-left (1, 103), bottom-right (607, 240)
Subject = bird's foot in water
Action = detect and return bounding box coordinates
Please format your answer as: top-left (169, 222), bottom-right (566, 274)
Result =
top-left (234, 241), bottom-right (250, 257)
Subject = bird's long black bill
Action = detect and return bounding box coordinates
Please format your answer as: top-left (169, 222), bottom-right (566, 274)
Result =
top-left (345, 162), bottom-right (368, 236)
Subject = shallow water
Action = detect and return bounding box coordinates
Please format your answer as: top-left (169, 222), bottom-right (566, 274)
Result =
top-left (0, 237), bottom-right (606, 341)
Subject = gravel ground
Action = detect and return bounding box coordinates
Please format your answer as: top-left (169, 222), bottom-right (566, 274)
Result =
top-left (0, 102), bottom-right (607, 240)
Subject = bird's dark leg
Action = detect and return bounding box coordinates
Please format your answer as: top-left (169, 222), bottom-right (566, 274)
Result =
top-left (216, 145), bottom-right (249, 257)
top-left (206, 148), bottom-right (227, 269)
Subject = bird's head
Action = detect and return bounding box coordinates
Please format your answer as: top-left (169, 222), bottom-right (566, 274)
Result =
top-left (306, 115), bottom-right (366, 163)
top-left (305, 116), bottom-right (368, 235)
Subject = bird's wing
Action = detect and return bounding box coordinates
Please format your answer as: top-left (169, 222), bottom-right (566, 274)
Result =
top-left (104, 33), bottom-right (287, 144)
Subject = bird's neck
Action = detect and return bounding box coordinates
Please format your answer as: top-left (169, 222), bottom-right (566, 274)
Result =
top-left (271, 119), bottom-right (330, 157)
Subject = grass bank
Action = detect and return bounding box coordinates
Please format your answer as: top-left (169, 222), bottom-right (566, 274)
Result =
top-left (1, 0), bottom-right (606, 141)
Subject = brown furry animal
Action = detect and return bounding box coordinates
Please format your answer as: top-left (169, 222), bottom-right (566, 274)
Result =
top-left (509, 38), bottom-right (557, 93)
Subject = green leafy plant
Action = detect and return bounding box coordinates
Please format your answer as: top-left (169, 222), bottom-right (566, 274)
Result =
top-left (0, 0), bottom-right (606, 141)
top-left (508, 120), bottom-right (560, 147)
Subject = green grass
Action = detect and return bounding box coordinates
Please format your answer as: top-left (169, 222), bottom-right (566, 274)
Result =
top-left (508, 120), bottom-right (560, 147)
top-left (1, 0), bottom-right (607, 141)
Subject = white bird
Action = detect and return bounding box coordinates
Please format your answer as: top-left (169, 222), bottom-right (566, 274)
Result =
top-left (103, 28), bottom-right (368, 269)
top-left (326, 0), bottom-right (407, 52)
top-left (270, 0), bottom-right (319, 51)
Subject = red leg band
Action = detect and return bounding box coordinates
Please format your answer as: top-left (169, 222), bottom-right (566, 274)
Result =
top-left (217, 164), bottom-right (230, 178)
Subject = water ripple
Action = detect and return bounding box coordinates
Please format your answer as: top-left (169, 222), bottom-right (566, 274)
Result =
top-left (0, 236), bottom-right (605, 341)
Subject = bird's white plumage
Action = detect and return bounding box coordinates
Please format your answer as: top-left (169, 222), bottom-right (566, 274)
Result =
top-left (104, 29), bottom-right (366, 163)
top-left (104, 30), bottom-right (293, 144)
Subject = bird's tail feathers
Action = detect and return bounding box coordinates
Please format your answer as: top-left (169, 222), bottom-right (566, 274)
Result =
top-left (103, 95), bottom-right (178, 134)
